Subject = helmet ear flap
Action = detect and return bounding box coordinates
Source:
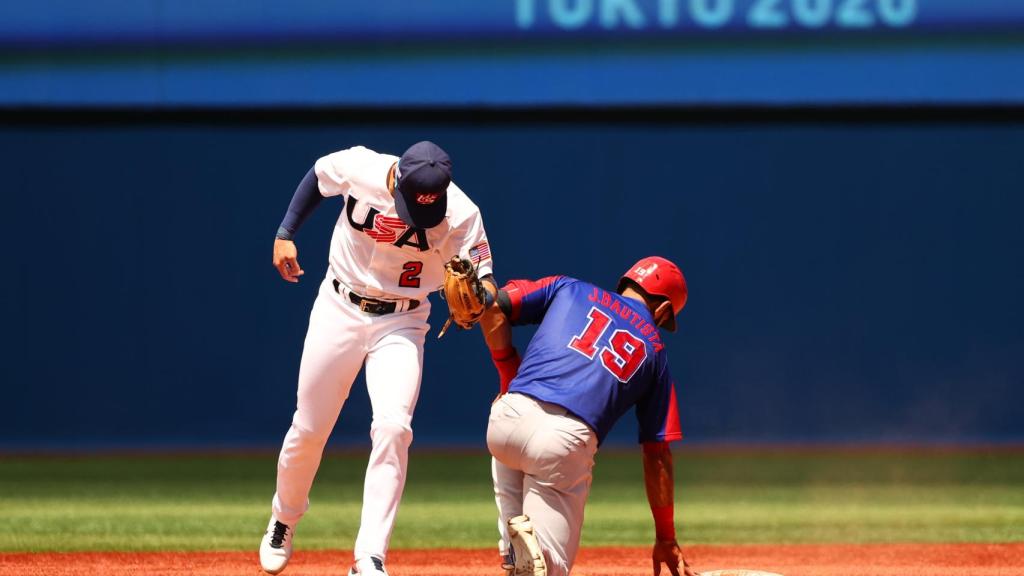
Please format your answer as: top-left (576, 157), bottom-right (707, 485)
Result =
top-left (654, 300), bottom-right (674, 329)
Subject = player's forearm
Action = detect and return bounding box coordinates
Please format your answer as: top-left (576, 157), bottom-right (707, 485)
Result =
top-left (642, 442), bottom-right (676, 540)
top-left (480, 296), bottom-right (513, 351)
top-left (276, 166), bottom-right (324, 240)
top-left (480, 286), bottom-right (519, 393)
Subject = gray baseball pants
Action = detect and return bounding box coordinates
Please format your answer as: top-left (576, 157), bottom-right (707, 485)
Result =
top-left (487, 392), bottom-right (599, 576)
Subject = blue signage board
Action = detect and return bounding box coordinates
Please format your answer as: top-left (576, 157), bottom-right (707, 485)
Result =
top-left (1, 1), bottom-right (1022, 47)
top-left (1, 1), bottom-right (1022, 106)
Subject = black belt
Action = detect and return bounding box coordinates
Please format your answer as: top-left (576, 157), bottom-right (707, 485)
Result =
top-left (333, 279), bottom-right (420, 315)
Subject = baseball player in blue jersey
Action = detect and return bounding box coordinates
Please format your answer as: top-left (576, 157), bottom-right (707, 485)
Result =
top-left (479, 256), bottom-right (695, 576)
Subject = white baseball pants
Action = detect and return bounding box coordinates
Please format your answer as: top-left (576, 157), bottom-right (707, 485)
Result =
top-left (487, 393), bottom-right (599, 576)
top-left (272, 276), bottom-right (429, 562)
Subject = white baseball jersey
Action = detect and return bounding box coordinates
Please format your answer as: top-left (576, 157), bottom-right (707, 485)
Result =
top-left (314, 146), bottom-right (493, 300)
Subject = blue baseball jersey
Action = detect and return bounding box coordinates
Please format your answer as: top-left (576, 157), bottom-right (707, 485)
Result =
top-left (503, 276), bottom-right (682, 446)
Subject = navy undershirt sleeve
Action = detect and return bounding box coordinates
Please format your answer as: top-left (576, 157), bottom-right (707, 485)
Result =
top-left (276, 166), bottom-right (323, 240)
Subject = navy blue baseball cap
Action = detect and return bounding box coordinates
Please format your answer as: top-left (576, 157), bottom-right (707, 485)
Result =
top-left (394, 141), bottom-right (452, 229)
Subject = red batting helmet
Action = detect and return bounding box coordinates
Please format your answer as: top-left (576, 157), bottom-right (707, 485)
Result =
top-left (617, 256), bottom-right (687, 332)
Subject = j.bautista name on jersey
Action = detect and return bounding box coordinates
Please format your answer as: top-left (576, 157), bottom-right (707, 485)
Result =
top-left (587, 287), bottom-right (665, 353)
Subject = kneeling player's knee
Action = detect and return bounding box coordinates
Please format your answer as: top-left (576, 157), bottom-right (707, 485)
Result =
top-left (369, 419), bottom-right (413, 448)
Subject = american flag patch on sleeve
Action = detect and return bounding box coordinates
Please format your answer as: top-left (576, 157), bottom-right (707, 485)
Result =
top-left (469, 241), bottom-right (491, 265)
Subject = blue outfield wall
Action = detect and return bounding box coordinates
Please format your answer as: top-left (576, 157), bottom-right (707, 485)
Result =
top-left (1, 118), bottom-right (1023, 449)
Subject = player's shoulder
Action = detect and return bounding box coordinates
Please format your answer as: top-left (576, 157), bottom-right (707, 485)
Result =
top-left (538, 274), bottom-right (580, 286)
top-left (545, 276), bottom-right (586, 293)
top-left (443, 182), bottom-right (481, 225)
top-left (504, 275), bottom-right (576, 298)
top-left (316, 146), bottom-right (395, 172)
top-left (540, 275), bottom-right (583, 297)
top-left (568, 277), bottom-right (595, 290)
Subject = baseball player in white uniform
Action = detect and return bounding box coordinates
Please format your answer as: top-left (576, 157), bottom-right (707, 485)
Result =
top-left (259, 141), bottom-right (496, 576)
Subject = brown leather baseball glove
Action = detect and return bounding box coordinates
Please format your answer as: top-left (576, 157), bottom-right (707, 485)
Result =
top-left (438, 256), bottom-right (487, 338)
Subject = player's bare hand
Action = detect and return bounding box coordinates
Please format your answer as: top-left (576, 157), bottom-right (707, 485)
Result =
top-left (653, 539), bottom-right (697, 576)
top-left (273, 238), bottom-right (305, 283)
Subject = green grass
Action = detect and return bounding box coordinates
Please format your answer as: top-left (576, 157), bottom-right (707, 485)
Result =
top-left (1, 449), bottom-right (1022, 552)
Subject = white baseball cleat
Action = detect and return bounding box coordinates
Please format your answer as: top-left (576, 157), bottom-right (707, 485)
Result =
top-left (507, 515), bottom-right (547, 576)
top-left (259, 517), bottom-right (293, 574)
top-left (348, 555), bottom-right (389, 576)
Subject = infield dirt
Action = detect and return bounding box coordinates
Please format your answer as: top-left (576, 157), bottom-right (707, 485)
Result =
top-left (2, 543), bottom-right (1022, 576)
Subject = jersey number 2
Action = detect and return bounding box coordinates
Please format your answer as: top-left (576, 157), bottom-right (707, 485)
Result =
top-left (568, 307), bottom-right (647, 383)
top-left (399, 261), bottom-right (423, 288)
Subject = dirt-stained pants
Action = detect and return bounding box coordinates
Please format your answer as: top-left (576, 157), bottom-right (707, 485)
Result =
top-left (487, 392), bottom-right (599, 576)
